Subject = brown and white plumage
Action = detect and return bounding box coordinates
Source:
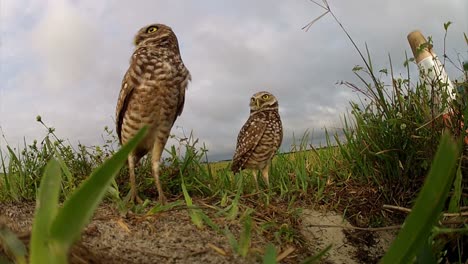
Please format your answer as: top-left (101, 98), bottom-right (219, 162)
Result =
top-left (116, 24), bottom-right (191, 204)
top-left (231, 91), bottom-right (283, 187)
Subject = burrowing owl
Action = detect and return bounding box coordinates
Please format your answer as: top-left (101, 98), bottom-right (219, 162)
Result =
top-left (231, 91), bottom-right (283, 187)
top-left (116, 24), bottom-right (191, 204)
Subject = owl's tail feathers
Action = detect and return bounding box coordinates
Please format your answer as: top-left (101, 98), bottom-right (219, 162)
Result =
top-left (230, 162), bottom-right (241, 174)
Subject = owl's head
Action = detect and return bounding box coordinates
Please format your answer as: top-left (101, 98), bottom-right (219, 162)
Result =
top-left (249, 91), bottom-right (279, 112)
top-left (134, 23), bottom-right (180, 50)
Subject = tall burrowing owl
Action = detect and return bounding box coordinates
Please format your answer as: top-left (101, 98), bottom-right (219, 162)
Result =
top-left (231, 91), bottom-right (283, 187)
top-left (116, 24), bottom-right (191, 204)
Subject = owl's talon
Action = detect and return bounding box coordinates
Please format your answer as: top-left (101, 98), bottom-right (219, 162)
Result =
top-left (129, 191), bottom-right (144, 205)
top-left (158, 194), bottom-right (167, 205)
top-left (135, 195), bottom-right (144, 204)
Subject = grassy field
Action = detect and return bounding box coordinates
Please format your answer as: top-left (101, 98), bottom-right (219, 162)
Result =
top-left (1, 16), bottom-right (467, 263)
top-left (207, 146), bottom-right (339, 178)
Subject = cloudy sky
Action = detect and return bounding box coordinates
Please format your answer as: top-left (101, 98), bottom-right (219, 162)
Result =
top-left (0, 0), bottom-right (466, 161)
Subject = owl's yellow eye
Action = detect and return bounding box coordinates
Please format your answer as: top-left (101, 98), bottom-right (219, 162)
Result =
top-left (251, 97), bottom-right (255, 102)
top-left (261, 94), bottom-right (270, 100)
top-left (146, 26), bottom-right (158, 33)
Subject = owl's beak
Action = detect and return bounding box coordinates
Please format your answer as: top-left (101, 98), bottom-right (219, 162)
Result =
top-left (256, 99), bottom-right (260, 109)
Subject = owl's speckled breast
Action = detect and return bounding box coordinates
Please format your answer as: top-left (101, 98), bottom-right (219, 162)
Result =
top-left (119, 46), bottom-right (190, 159)
top-left (245, 110), bottom-right (283, 169)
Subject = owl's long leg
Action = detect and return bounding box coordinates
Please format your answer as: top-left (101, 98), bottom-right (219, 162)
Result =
top-left (252, 170), bottom-right (259, 190)
top-left (261, 163), bottom-right (270, 187)
top-left (151, 139), bottom-right (167, 205)
top-left (128, 155), bottom-right (143, 204)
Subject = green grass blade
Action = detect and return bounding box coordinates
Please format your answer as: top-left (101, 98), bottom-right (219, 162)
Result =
top-left (181, 181), bottom-right (204, 229)
top-left (147, 200), bottom-right (184, 215)
top-left (227, 195), bottom-right (240, 220)
top-left (380, 132), bottom-right (459, 263)
top-left (238, 214), bottom-right (252, 257)
top-left (227, 177), bottom-right (242, 220)
top-left (0, 148), bottom-right (11, 195)
top-left (416, 240), bottom-right (437, 264)
top-left (53, 148), bottom-right (74, 193)
top-left (224, 227), bottom-right (239, 254)
top-left (199, 211), bottom-right (221, 233)
top-left (0, 225), bottom-right (27, 264)
top-left (30, 159), bottom-right (62, 264)
top-left (6, 146), bottom-right (23, 178)
top-left (301, 244), bottom-right (332, 264)
top-left (49, 126), bottom-right (147, 249)
top-left (448, 161), bottom-right (462, 213)
top-left (262, 243), bottom-right (277, 264)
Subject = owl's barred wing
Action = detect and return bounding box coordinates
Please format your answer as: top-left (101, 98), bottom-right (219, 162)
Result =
top-left (231, 116), bottom-right (267, 173)
top-left (176, 88), bottom-right (185, 118)
top-left (174, 72), bottom-right (191, 125)
top-left (276, 112), bottom-right (284, 148)
top-left (115, 72), bottom-right (136, 144)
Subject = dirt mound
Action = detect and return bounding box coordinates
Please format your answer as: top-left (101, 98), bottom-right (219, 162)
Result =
top-left (1, 202), bottom-right (396, 263)
top-left (0, 202), bottom-right (253, 263)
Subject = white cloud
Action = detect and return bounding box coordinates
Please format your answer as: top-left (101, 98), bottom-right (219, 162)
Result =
top-left (31, 0), bottom-right (101, 91)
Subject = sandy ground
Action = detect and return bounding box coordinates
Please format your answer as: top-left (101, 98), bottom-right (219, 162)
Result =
top-left (0, 202), bottom-right (396, 263)
top-left (299, 209), bottom-right (396, 264)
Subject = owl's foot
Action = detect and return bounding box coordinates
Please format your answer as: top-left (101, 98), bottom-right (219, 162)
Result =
top-left (131, 192), bottom-right (144, 204)
top-left (158, 193), bottom-right (167, 205)
top-left (252, 170), bottom-right (259, 191)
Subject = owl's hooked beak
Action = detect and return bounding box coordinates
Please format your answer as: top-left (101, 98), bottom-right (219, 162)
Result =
top-left (255, 99), bottom-right (260, 109)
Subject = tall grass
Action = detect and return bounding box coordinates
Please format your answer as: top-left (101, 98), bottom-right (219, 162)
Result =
top-left (0, 120), bottom-right (340, 208)
top-left (0, 117), bottom-right (117, 201)
top-left (308, 4), bottom-right (468, 208)
top-left (337, 55), bottom-right (448, 195)
top-left (304, 1), bottom-right (467, 261)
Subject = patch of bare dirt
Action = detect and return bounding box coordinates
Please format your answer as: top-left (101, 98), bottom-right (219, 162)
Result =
top-left (1, 201), bottom-right (397, 263)
top-left (0, 202), bottom-right (254, 264)
top-left (299, 209), bottom-right (396, 264)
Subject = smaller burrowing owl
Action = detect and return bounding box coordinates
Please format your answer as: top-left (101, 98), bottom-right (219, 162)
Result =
top-left (116, 24), bottom-right (191, 204)
top-left (231, 91), bottom-right (283, 187)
